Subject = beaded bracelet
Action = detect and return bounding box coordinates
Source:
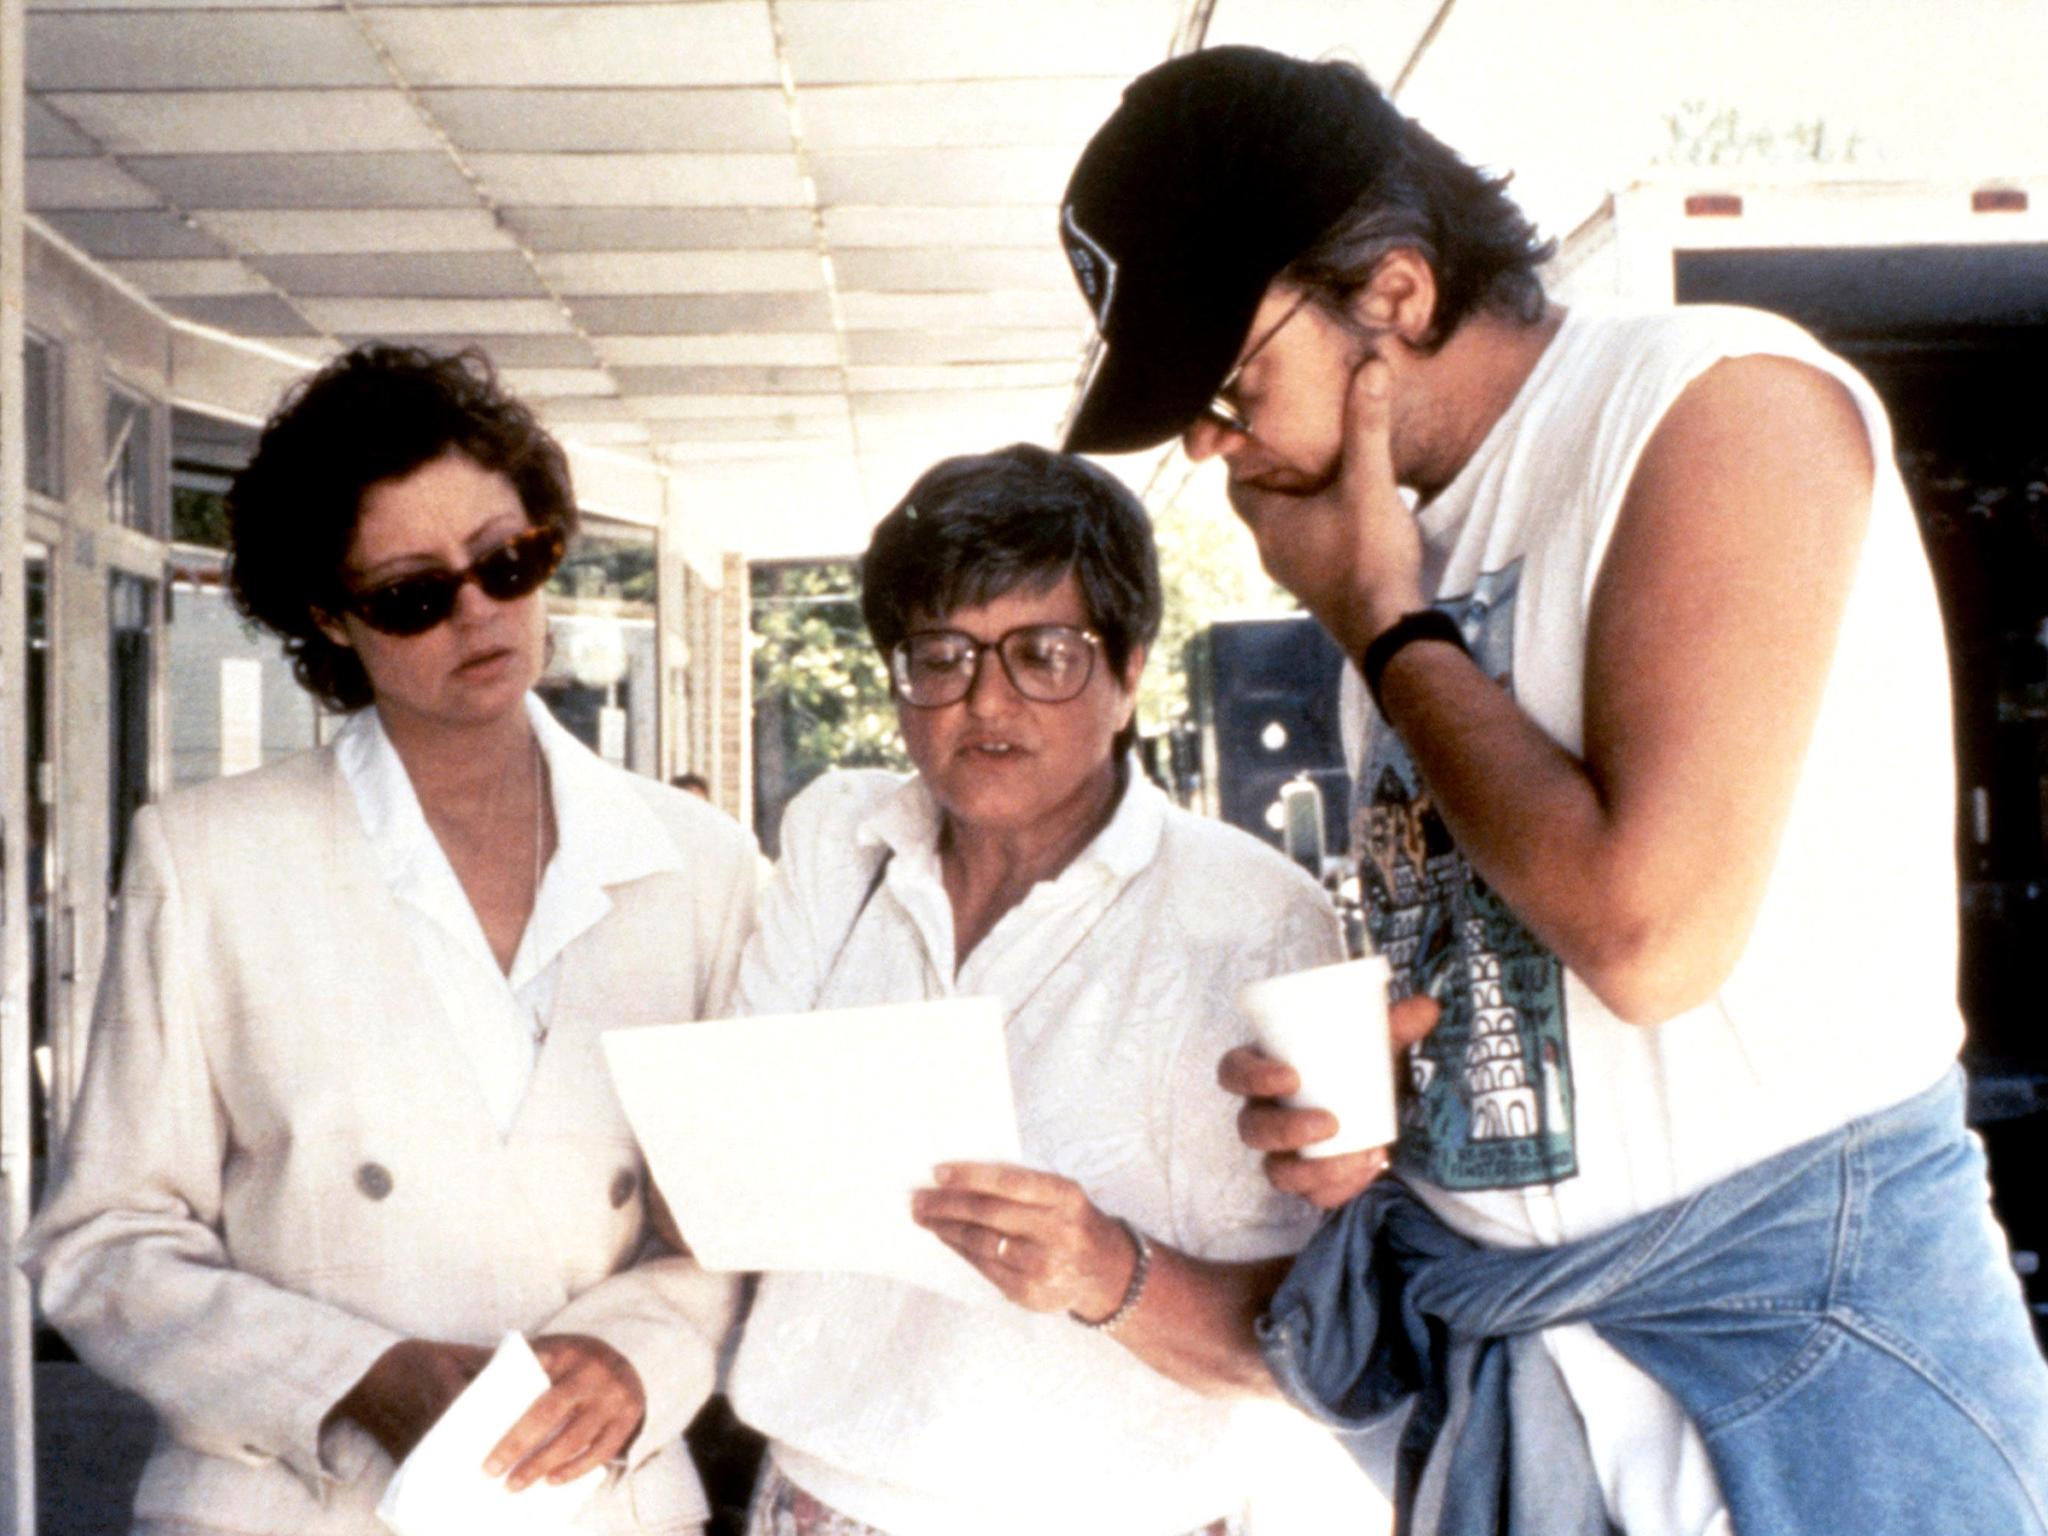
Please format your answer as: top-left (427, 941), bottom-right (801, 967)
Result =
top-left (1071, 1217), bottom-right (1151, 1335)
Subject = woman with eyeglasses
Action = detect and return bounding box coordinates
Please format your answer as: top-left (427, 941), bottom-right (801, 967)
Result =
top-left (24, 345), bottom-right (757, 1536)
top-left (719, 444), bottom-right (1384, 1536)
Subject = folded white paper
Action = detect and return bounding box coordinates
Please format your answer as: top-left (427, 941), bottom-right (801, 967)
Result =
top-left (375, 1332), bottom-right (606, 1536)
top-left (601, 997), bottom-right (1023, 1304)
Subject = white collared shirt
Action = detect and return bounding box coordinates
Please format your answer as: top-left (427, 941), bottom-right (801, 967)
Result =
top-left (731, 765), bottom-right (1355, 1536)
top-left (335, 694), bottom-right (685, 1133)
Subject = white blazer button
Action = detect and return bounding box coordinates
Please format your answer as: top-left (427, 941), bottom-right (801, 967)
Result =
top-left (609, 1169), bottom-right (637, 1209)
top-left (356, 1162), bottom-right (394, 1200)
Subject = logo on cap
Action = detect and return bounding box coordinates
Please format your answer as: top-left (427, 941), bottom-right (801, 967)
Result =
top-left (1060, 204), bottom-right (1118, 332)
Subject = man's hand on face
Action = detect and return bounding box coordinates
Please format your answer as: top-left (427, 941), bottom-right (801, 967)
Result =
top-left (1227, 355), bottom-right (1428, 659)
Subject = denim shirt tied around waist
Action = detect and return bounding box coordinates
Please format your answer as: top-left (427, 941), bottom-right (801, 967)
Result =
top-left (1256, 1066), bottom-right (2048, 1536)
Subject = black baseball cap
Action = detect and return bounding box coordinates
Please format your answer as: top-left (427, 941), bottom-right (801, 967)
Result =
top-left (1059, 47), bottom-right (1403, 455)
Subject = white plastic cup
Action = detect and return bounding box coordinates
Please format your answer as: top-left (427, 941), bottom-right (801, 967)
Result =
top-left (1238, 955), bottom-right (1398, 1159)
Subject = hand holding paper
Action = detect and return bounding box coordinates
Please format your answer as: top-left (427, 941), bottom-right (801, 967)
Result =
top-left (485, 1334), bottom-right (645, 1492)
top-left (912, 1161), bottom-right (1136, 1321)
top-left (375, 1333), bottom-right (608, 1536)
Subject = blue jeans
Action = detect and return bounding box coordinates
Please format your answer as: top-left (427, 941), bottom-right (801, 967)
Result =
top-left (1258, 1068), bottom-right (2048, 1536)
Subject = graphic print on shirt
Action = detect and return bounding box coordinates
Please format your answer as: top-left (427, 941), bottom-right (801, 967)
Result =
top-left (1353, 560), bottom-right (1577, 1190)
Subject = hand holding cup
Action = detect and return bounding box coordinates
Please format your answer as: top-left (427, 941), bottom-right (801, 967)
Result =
top-left (1237, 956), bottom-right (1400, 1158)
top-left (1225, 963), bottom-right (1438, 1208)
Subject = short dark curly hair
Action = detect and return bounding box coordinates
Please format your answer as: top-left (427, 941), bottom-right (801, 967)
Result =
top-left (860, 444), bottom-right (1162, 755)
top-left (227, 344), bottom-right (577, 712)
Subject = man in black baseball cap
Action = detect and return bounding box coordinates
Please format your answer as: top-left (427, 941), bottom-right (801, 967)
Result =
top-left (1058, 44), bottom-right (1549, 459)
top-left (1056, 44), bottom-right (2048, 1536)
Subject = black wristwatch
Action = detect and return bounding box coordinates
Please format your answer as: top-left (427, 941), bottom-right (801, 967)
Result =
top-left (1361, 609), bottom-right (1471, 712)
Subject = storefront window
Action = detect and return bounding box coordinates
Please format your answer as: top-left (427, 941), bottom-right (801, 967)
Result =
top-left (105, 384), bottom-right (160, 535)
top-left (166, 550), bottom-right (323, 789)
top-left (164, 410), bottom-right (319, 788)
top-left (539, 517), bottom-right (658, 776)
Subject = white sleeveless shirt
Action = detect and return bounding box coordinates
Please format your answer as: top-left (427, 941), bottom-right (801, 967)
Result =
top-left (1348, 303), bottom-right (1963, 1532)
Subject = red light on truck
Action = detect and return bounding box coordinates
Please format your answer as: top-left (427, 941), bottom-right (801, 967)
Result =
top-left (1972, 189), bottom-right (2028, 213)
top-left (1683, 194), bottom-right (1744, 218)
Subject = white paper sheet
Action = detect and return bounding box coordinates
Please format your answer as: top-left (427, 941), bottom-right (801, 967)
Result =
top-left (375, 1332), bottom-right (605, 1536)
top-left (601, 996), bottom-right (1023, 1304)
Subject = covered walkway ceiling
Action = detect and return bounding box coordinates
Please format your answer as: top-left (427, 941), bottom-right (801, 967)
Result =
top-left (20, 0), bottom-right (1442, 554)
top-left (19, 0), bottom-right (2048, 556)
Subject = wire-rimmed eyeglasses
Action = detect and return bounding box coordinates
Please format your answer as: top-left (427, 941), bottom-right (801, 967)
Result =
top-left (888, 623), bottom-right (1102, 708)
top-left (1199, 291), bottom-right (1316, 437)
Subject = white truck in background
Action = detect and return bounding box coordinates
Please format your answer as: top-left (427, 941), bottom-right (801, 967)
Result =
top-left (1549, 175), bottom-right (2048, 1335)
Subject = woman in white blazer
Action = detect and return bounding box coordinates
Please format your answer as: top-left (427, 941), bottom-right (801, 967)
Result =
top-left (24, 346), bottom-right (757, 1536)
